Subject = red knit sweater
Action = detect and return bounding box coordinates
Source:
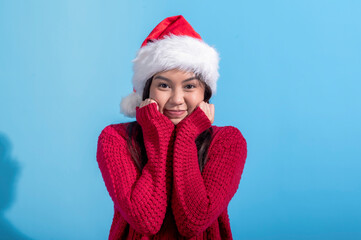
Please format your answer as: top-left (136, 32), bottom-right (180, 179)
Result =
top-left (96, 103), bottom-right (247, 239)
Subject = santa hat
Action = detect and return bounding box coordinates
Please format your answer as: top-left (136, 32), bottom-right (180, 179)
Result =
top-left (120, 15), bottom-right (220, 117)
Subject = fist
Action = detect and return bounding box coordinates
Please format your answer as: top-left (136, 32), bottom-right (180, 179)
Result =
top-left (139, 98), bottom-right (159, 110)
top-left (198, 101), bottom-right (215, 124)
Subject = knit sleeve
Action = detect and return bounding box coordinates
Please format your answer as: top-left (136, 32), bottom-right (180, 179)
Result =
top-left (96, 103), bottom-right (175, 235)
top-left (171, 107), bottom-right (247, 238)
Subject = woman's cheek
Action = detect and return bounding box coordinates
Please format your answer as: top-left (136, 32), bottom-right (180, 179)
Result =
top-left (159, 105), bottom-right (164, 114)
top-left (188, 107), bottom-right (195, 115)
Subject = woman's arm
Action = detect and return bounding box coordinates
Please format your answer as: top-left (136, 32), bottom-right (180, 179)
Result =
top-left (96, 103), bottom-right (175, 235)
top-left (171, 107), bottom-right (247, 238)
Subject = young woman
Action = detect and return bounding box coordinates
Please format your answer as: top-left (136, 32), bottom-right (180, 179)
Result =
top-left (97, 15), bottom-right (247, 240)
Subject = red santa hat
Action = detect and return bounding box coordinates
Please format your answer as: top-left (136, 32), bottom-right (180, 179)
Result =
top-left (120, 15), bottom-right (220, 117)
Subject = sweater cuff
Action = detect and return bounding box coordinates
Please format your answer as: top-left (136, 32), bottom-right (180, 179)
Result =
top-left (176, 106), bottom-right (212, 138)
top-left (136, 103), bottom-right (174, 130)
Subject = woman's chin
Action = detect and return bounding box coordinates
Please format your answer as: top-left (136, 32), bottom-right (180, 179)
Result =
top-left (169, 117), bottom-right (184, 125)
top-left (170, 119), bottom-right (180, 125)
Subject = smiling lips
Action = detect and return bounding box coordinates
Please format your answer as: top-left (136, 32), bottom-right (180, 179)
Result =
top-left (164, 109), bottom-right (187, 118)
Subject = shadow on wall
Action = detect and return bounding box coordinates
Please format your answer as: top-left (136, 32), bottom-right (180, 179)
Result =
top-left (0, 133), bottom-right (34, 240)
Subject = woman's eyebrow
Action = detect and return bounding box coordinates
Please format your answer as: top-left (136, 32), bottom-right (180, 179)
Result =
top-left (153, 76), bottom-right (198, 83)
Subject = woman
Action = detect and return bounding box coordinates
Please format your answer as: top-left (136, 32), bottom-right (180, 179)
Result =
top-left (97, 15), bottom-right (247, 240)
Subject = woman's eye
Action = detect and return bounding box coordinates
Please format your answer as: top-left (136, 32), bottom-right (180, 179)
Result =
top-left (185, 84), bottom-right (195, 89)
top-left (158, 83), bottom-right (169, 88)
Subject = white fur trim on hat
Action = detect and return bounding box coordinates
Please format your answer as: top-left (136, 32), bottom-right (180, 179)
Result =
top-left (120, 91), bottom-right (142, 117)
top-left (133, 34), bottom-right (219, 96)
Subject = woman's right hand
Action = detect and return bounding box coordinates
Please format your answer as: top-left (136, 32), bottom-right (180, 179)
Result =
top-left (139, 98), bottom-right (159, 111)
top-left (137, 98), bottom-right (174, 129)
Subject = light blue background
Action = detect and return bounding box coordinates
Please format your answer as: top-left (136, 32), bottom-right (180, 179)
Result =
top-left (1, 0), bottom-right (360, 239)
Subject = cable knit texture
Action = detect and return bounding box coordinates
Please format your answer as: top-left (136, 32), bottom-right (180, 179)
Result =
top-left (97, 103), bottom-right (247, 239)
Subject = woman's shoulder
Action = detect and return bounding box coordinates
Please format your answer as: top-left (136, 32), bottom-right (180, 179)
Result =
top-left (98, 122), bottom-right (135, 141)
top-left (210, 125), bottom-right (247, 145)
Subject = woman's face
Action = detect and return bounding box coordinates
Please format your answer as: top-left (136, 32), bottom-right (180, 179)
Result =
top-left (149, 69), bottom-right (205, 125)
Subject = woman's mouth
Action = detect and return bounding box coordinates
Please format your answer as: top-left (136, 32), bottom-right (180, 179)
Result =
top-left (164, 109), bottom-right (187, 118)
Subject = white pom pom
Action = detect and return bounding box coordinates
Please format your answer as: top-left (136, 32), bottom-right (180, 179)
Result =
top-left (120, 92), bottom-right (142, 118)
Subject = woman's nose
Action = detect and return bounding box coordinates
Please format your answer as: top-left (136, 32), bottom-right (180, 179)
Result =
top-left (169, 89), bottom-right (184, 105)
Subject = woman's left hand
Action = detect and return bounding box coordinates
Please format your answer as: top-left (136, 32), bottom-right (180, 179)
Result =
top-left (198, 101), bottom-right (215, 124)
